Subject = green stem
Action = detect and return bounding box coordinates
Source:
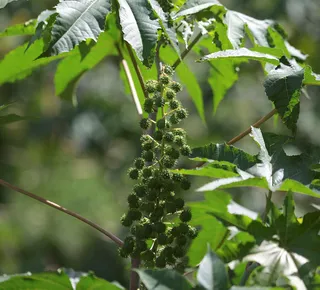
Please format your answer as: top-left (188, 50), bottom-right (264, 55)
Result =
top-left (172, 32), bottom-right (202, 70)
top-left (262, 190), bottom-right (273, 223)
top-left (0, 179), bottom-right (124, 247)
top-left (125, 42), bottom-right (148, 100)
top-left (239, 262), bottom-right (259, 286)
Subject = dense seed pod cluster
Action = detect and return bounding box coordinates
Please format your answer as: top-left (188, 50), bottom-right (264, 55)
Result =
top-left (120, 65), bottom-right (197, 271)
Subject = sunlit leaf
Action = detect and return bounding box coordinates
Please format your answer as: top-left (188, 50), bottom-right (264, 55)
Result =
top-left (118, 0), bottom-right (160, 67)
top-left (197, 246), bottom-right (228, 290)
top-left (136, 269), bottom-right (192, 290)
top-left (43, 0), bottom-right (112, 56)
top-left (264, 58), bottom-right (304, 133)
top-left (198, 48), bottom-right (279, 65)
top-left (0, 19), bottom-right (36, 37)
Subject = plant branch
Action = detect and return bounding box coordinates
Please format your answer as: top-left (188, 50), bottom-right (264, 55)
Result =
top-left (125, 42), bottom-right (148, 100)
top-left (116, 44), bottom-right (143, 118)
top-left (172, 32), bottom-right (202, 70)
top-left (0, 179), bottom-right (124, 247)
top-left (227, 108), bottom-right (277, 145)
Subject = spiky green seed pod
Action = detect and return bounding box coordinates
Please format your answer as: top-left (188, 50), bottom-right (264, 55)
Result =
top-left (134, 158), bottom-right (145, 169)
top-left (169, 113), bottom-right (180, 125)
top-left (144, 98), bottom-right (154, 113)
top-left (187, 226), bottom-right (198, 239)
top-left (176, 108), bottom-right (188, 120)
top-left (120, 214), bottom-right (132, 227)
top-left (180, 209), bottom-right (192, 222)
top-left (146, 189), bottom-right (158, 201)
top-left (133, 184), bottom-right (147, 197)
top-left (154, 130), bottom-right (163, 142)
top-left (176, 235), bottom-right (188, 246)
top-left (142, 150), bottom-right (155, 162)
top-left (180, 177), bottom-right (191, 190)
top-left (142, 167), bottom-right (153, 178)
top-left (180, 145), bottom-right (192, 157)
top-left (119, 247), bottom-right (129, 258)
top-left (161, 169), bottom-right (172, 180)
top-left (165, 88), bottom-right (176, 100)
top-left (141, 250), bottom-right (155, 261)
top-left (174, 198), bottom-right (185, 209)
top-left (170, 227), bottom-right (180, 237)
top-left (141, 201), bottom-right (155, 213)
top-left (140, 134), bottom-right (150, 143)
top-left (142, 139), bottom-right (154, 151)
top-left (166, 146), bottom-right (180, 159)
top-left (173, 246), bottom-right (185, 258)
top-left (178, 223), bottom-right (189, 234)
top-left (164, 65), bottom-right (174, 76)
top-left (172, 173), bottom-right (183, 182)
top-left (157, 118), bottom-right (166, 130)
top-left (169, 81), bottom-right (182, 93)
top-left (163, 155), bottom-right (176, 168)
top-left (165, 201), bottom-right (176, 213)
top-left (173, 135), bottom-right (185, 147)
top-left (155, 256), bottom-right (166, 268)
top-left (169, 99), bottom-right (180, 110)
top-left (157, 233), bottom-right (168, 245)
top-left (154, 222), bottom-right (166, 233)
top-left (159, 73), bottom-right (170, 85)
top-left (146, 80), bottom-right (159, 93)
top-left (136, 240), bottom-right (148, 252)
top-left (127, 194), bottom-right (140, 208)
top-left (164, 131), bottom-right (174, 142)
top-left (154, 95), bottom-right (165, 108)
top-left (172, 128), bottom-right (186, 136)
top-left (140, 118), bottom-right (152, 130)
top-left (128, 168), bottom-right (139, 180)
top-left (128, 208), bottom-right (142, 221)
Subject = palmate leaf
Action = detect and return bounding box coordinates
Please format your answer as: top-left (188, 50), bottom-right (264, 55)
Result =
top-left (0, 19), bottom-right (36, 37)
top-left (43, 0), bottom-right (112, 56)
top-left (188, 190), bottom-right (256, 265)
top-left (198, 48), bottom-right (279, 65)
top-left (264, 59), bottom-right (304, 133)
top-left (0, 0), bottom-right (26, 8)
top-left (191, 128), bottom-right (320, 198)
top-left (197, 246), bottom-right (228, 290)
top-left (0, 39), bottom-right (73, 85)
top-left (118, 0), bottom-right (160, 68)
top-left (136, 269), bottom-right (192, 290)
top-left (244, 192), bottom-right (320, 289)
top-left (173, 0), bottom-right (224, 19)
top-left (54, 31), bottom-right (117, 101)
top-left (0, 270), bottom-right (122, 289)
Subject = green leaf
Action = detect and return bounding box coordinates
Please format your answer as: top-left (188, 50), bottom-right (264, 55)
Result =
top-left (0, 114), bottom-right (33, 126)
top-left (198, 48), bottom-right (279, 65)
top-left (43, 0), bottom-right (112, 56)
top-left (76, 275), bottom-right (121, 290)
top-left (0, 40), bottom-right (73, 85)
top-left (118, 0), bottom-right (160, 67)
top-left (224, 10), bottom-right (275, 49)
top-left (173, 0), bottom-right (224, 18)
top-left (197, 246), bottom-right (228, 290)
top-left (160, 45), bottom-right (205, 122)
top-left (230, 287), bottom-right (284, 290)
top-left (244, 196), bottom-right (320, 288)
top-left (54, 31), bottom-right (117, 101)
top-left (303, 66), bottom-right (320, 86)
top-left (174, 161), bottom-right (238, 178)
top-left (264, 59), bottom-right (304, 133)
top-left (136, 269), bottom-right (192, 290)
top-left (0, 0), bottom-right (25, 8)
top-left (0, 19), bottom-right (36, 37)
top-left (191, 143), bottom-right (258, 171)
top-left (0, 271), bottom-right (73, 289)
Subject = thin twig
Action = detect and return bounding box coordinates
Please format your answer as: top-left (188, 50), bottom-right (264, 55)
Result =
top-left (227, 108), bottom-right (277, 145)
top-left (130, 258), bottom-right (141, 290)
top-left (116, 44), bottom-right (143, 118)
top-left (0, 179), bottom-right (124, 247)
top-left (172, 32), bottom-right (202, 70)
top-left (125, 42), bottom-right (148, 100)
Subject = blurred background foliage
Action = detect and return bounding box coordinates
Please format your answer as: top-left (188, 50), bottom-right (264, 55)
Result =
top-left (0, 0), bottom-right (319, 287)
